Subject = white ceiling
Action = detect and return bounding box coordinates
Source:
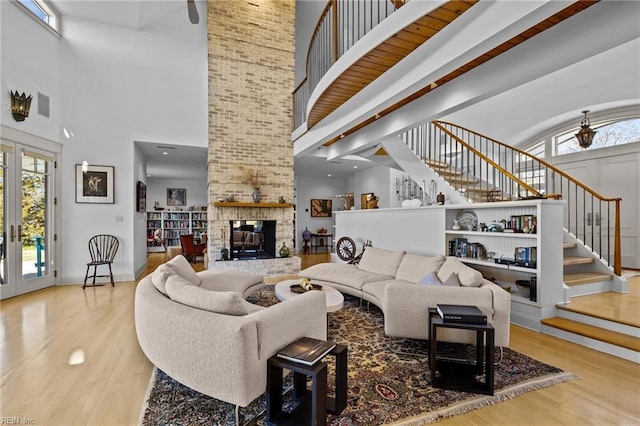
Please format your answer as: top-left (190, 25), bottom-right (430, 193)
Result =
top-left (135, 141), bottom-right (207, 180)
top-left (49, 0), bottom-right (365, 180)
top-left (48, 1), bottom-right (639, 181)
top-left (51, 0), bottom-right (204, 30)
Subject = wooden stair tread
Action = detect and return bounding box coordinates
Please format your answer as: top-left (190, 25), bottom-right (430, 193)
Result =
top-left (541, 317), bottom-right (640, 352)
top-left (556, 303), bottom-right (639, 328)
top-left (462, 187), bottom-right (501, 193)
top-left (563, 256), bottom-right (594, 266)
top-left (448, 176), bottom-right (480, 184)
top-left (563, 242), bottom-right (577, 249)
top-left (564, 272), bottom-right (613, 286)
top-left (425, 159), bottom-right (448, 168)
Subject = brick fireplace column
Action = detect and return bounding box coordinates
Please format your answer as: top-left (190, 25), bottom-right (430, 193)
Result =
top-left (207, 0), bottom-right (297, 274)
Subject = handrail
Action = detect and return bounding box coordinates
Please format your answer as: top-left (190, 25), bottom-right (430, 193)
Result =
top-left (429, 120), bottom-right (622, 275)
top-left (293, 0), bottom-right (405, 129)
top-left (433, 123), bottom-right (541, 197)
top-left (436, 121), bottom-right (621, 202)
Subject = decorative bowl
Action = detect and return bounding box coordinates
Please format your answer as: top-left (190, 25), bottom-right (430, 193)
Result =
top-left (290, 284), bottom-right (323, 294)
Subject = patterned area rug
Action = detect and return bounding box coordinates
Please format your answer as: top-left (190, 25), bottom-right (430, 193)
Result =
top-left (140, 286), bottom-right (575, 425)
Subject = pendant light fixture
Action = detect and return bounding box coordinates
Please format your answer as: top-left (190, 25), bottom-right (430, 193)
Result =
top-left (575, 110), bottom-right (597, 149)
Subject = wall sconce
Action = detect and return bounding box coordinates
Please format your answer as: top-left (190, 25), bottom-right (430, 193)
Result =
top-left (10, 91), bottom-right (33, 122)
top-left (575, 110), bottom-right (597, 149)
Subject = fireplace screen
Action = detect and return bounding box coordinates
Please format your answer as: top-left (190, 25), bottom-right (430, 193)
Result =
top-left (229, 220), bottom-right (276, 259)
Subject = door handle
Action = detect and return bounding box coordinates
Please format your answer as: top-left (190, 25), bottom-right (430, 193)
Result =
top-left (17, 225), bottom-right (22, 242)
top-left (585, 212), bottom-right (592, 226)
top-left (595, 212), bottom-right (601, 226)
top-left (10, 225), bottom-right (15, 242)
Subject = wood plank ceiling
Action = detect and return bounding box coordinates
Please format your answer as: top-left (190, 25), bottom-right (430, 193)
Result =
top-left (307, 0), bottom-right (478, 129)
top-left (309, 0), bottom-right (598, 148)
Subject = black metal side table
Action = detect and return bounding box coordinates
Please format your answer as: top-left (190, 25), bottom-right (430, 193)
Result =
top-left (428, 308), bottom-right (495, 395)
top-left (266, 343), bottom-right (347, 426)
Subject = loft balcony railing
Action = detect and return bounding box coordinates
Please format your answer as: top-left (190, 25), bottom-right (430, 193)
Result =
top-left (293, 0), bottom-right (407, 129)
top-left (401, 121), bottom-right (622, 276)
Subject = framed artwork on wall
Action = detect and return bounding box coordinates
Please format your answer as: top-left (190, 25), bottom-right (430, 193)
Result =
top-left (136, 181), bottom-right (147, 212)
top-left (310, 199), bottom-right (332, 217)
top-left (75, 164), bottom-right (114, 204)
top-left (167, 188), bottom-right (186, 206)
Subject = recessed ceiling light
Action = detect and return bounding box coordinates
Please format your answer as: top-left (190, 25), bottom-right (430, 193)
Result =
top-left (162, 152), bottom-right (168, 155)
top-left (328, 174), bottom-right (332, 177)
top-left (353, 166), bottom-right (358, 169)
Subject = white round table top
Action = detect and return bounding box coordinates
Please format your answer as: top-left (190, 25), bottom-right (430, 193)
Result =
top-left (274, 279), bottom-right (344, 313)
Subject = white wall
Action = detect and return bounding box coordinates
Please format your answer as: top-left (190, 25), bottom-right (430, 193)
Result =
top-left (1, 3), bottom-right (61, 141)
top-left (352, 165), bottom-right (392, 209)
top-left (1, 2), bottom-right (208, 284)
top-left (335, 207), bottom-right (446, 256)
top-left (146, 178), bottom-right (207, 211)
top-left (57, 14), bottom-right (207, 284)
top-left (295, 176), bottom-right (347, 251)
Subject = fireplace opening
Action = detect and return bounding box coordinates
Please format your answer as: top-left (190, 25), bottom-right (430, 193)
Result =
top-left (229, 220), bottom-right (276, 260)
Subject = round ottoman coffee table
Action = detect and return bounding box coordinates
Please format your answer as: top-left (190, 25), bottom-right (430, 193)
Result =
top-left (274, 279), bottom-right (344, 313)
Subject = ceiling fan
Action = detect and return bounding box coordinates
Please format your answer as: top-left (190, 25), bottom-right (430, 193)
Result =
top-left (187, 0), bottom-right (199, 24)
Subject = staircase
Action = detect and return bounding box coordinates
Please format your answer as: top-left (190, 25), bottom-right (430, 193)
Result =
top-left (538, 237), bottom-right (639, 363)
top-left (379, 120), bottom-right (634, 361)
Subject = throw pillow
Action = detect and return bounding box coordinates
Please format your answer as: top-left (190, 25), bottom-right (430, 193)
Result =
top-left (396, 254), bottom-right (446, 283)
top-left (442, 272), bottom-right (461, 287)
top-left (165, 275), bottom-right (254, 316)
top-left (167, 255), bottom-right (202, 286)
top-left (151, 264), bottom-right (176, 296)
top-left (437, 257), bottom-right (483, 287)
top-left (418, 271), bottom-right (442, 285)
top-left (357, 247), bottom-right (406, 277)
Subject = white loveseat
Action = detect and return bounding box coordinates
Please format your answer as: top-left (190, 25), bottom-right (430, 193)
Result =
top-left (134, 255), bottom-right (327, 422)
top-left (300, 247), bottom-right (510, 347)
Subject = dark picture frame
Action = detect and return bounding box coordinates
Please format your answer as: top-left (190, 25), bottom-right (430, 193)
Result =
top-left (310, 199), bottom-right (332, 217)
top-left (167, 188), bottom-right (187, 206)
top-left (75, 164), bottom-right (114, 204)
top-left (136, 181), bottom-right (147, 212)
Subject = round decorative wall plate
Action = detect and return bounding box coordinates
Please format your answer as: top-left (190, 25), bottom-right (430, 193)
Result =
top-left (456, 210), bottom-right (478, 231)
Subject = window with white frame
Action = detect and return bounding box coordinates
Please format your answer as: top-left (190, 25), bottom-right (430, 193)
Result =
top-left (14, 0), bottom-right (60, 33)
top-left (554, 116), bottom-right (640, 155)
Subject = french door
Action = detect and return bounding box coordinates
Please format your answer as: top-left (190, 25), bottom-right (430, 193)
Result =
top-left (1, 141), bottom-right (56, 299)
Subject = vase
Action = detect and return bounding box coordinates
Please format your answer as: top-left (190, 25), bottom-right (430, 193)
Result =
top-left (279, 242), bottom-right (290, 257)
top-left (436, 192), bottom-right (445, 205)
top-left (252, 187), bottom-right (261, 203)
top-left (302, 227), bottom-right (311, 241)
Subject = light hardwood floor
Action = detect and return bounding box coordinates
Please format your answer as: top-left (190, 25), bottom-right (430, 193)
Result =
top-left (1, 253), bottom-right (638, 425)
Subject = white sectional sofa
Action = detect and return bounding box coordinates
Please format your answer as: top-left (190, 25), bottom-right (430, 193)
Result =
top-left (134, 255), bottom-right (327, 423)
top-left (300, 247), bottom-right (510, 347)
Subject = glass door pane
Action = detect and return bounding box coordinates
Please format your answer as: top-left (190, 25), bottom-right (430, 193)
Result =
top-left (0, 150), bottom-right (7, 287)
top-left (0, 143), bottom-right (55, 300)
top-left (21, 152), bottom-right (50, 280)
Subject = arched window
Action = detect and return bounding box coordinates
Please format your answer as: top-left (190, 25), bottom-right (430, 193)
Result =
top-left (554, 116), bottom-right (640, 155)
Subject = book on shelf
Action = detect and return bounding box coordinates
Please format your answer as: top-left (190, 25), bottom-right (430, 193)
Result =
top-left (276, 337), bottom-right (336, 366)
top-left (436, 304), bottom-right (487, 324)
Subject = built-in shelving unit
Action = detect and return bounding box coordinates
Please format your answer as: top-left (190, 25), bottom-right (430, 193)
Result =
top-left (443, 200), bottom-right (565, 331)
top-left (146, 211), bottom-right (208, 252)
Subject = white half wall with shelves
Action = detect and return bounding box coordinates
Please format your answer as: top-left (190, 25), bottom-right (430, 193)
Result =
top-left (335, 199), bottom-right (566, 331)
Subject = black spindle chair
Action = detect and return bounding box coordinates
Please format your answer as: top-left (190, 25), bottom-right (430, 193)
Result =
top-left (83, 234), bottom-right (119, 289)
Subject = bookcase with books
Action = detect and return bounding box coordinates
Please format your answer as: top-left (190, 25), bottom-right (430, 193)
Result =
top-left (146, 211), bottom-right (208, 252)
top-left (443, 200), bottom-right (565, 331)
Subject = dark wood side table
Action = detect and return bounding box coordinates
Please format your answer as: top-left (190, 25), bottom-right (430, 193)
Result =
top-left (310, 233), bottom-right (333, 254)
top-left (428, 308), bottom-right (495, 395)
top-left (266, 344), bottom-right (347, 426)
